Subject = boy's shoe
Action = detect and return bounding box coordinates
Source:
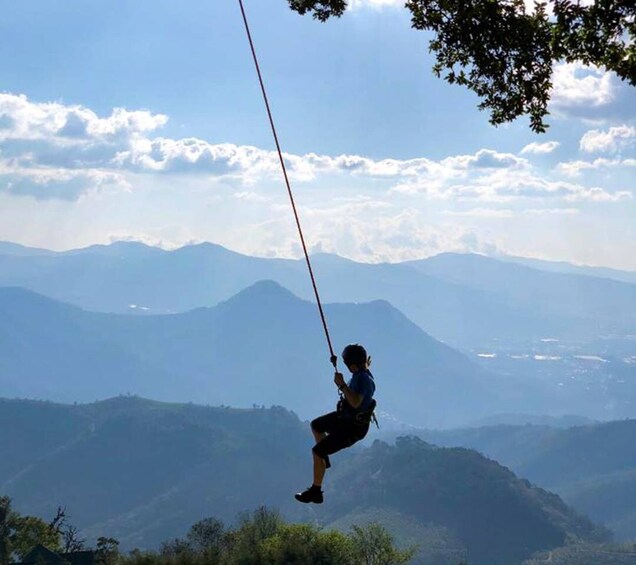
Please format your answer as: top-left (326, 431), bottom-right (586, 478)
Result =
top-left (294, 485), bottom-right (324, 504)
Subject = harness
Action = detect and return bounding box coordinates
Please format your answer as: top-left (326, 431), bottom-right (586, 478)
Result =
top-left (337, 397), bottom-right (379, 429)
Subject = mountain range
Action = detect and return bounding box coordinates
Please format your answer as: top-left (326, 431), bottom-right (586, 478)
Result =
top-left (1, 241), bottom-right (634, 349)
top-left (0, 283), bottom-right (497, 428)
top-left (0, 396), bottom-right (610, 565)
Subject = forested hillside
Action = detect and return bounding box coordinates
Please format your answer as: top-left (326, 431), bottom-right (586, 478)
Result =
top-left (390, 420), bottom-right (636, 541)
top-left (0, 397), bottom-right (610, 564)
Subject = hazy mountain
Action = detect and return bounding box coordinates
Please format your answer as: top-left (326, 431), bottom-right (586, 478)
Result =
top-left (0, 241), bottom-right (306, 317)
top-left (0, 397), bottom-right (610, 564)
top-left (466, 413), bottom-right (597, 428)
top-left (403, 252), bottom-right (636, 335)
top-left (324, 435), bottom-right (608, 565)
top-left (497, 254), bottom-right (636, 286)
top-left (523, 542), bottom-right (636, 565)
top-left (0, 283), bottom-right (496, 427)
top-left (1, 241), bottom-right (634, 349)
top-left (0, 241), bottom-right (54, 256)
top-left (386, 420), bottom-right (636, 541)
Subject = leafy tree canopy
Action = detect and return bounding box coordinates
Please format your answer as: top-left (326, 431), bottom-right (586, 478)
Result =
top-left (0, 497), bottom-right (62, 564)
top-left (287, 0), bottom-right (636, 132)
top-left (140, 507), bottom-right (414, 565)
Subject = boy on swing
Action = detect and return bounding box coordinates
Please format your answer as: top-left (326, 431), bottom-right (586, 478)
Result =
top-left (295, 343), bottom-right (376, 504)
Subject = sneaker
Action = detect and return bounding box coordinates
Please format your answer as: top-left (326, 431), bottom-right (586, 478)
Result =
top-left (294, 485), bottom-right (324, 504)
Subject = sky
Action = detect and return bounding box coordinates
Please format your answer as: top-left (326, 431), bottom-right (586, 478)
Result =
top-left (0, 0), bottom-right (634, 269)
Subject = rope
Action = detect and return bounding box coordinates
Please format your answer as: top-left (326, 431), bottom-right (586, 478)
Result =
top-left (237, 0), bottom-right (337, 369)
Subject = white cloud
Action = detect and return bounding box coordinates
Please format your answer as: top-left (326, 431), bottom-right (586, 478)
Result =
top-left (557, 157), bottom-right (636, 177)
top-left (0, 93), bottom-right (167, 143)
top-left (579, 125), bottom-right (636, 153)
top-left (349, 0), bottom-right (403, 10)
top-left (442, 149), bottom-right (529, 170)
top-left (391, 166), bottom-right (629, 203)
top-left (441, 207), bottom-right (580, 218)
top-left (523, 208), bottom-right (580, 216)
top-left (520, 141), bottom-right (560, 155)
top-left (243, 203), bottom-right (504, 263)
top-left (0, 93), bottom-right (629, 208)
top-left (551, 63), bottom-right (615, 108)
top-left (442, 208), bottom-right (516, 219)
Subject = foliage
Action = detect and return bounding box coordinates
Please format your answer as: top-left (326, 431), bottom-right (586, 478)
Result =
top-left (349, 522), bottom-right (416, 565)
top-left (122, 508), bottom-right (413, 565)
top-left (96, 536), bottom-right (121, 565)
top-left (258, 523), bottom-right (354, 564)
top-left (0, 497), bottom-right (12, 565)
top-left (287, 0), bottom-right (636, 132)
top-left (10, 515), bottom-right (62, 560)
top-left (0, 497), bottom-right (64, 563)
top-left (50, 506), bottom-right (86, 553)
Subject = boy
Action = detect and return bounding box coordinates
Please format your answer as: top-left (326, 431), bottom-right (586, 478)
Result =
top-left (295, 343), bottom-right (376, 504)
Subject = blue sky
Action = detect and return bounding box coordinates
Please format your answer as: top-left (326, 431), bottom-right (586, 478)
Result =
top-left (0, 0), bottom-right (634, 268)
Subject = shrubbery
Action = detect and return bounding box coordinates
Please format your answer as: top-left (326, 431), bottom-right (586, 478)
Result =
top-left (1, 499), bottom-right (414, 565)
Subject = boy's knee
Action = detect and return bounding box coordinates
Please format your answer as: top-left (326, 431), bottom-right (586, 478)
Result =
top-left (312, 443), bottom-right (326, 459)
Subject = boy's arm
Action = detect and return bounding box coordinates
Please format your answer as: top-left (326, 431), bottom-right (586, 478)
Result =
top-left (334, 372), bottom-right (363, 408)
top-left (340, 383), bottom-right (363, 409)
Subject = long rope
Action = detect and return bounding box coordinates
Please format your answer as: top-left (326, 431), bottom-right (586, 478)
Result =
top-left (237, 0), bottom-right (337, 369)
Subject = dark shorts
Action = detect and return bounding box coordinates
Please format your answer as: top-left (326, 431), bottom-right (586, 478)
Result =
top-left (311, 411), bottom-right (369, 460)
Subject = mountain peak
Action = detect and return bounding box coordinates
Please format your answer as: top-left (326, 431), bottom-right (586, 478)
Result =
top-left (174, 241), bottom-right (243, 257)
top-left (62, 241), bottom-right (165, 257)
top-left (0, 241), bottom-right (55, 256)
top-left (227, 280), bottom-right (301, 304)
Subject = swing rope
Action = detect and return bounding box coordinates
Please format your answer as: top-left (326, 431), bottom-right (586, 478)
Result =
top-left (237, 0), bottom-right (338, 369)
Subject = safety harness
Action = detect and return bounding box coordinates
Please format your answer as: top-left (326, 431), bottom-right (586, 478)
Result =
top-left (338, 397), bottom-right (379, 429)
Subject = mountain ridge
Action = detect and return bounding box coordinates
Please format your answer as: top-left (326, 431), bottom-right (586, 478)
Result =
top-left (1, 240), bottom-right (633, 350)
top-left (0, 396), bottom-right (611, 564)
top-left (0, 282), bottom-right (495, 427)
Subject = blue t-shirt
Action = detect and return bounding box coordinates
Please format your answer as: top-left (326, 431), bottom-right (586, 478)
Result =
top-left (347, 369), bottom-right (376, 412)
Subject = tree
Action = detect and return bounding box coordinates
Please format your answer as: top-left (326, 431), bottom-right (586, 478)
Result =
top-left (0, 497), bottom-right (12, 565)
top-left (259, 523), bottom-right (355, 564)
top-left (96, 536), bottom-right (120, 565)
top-left (349, 522), bottom-right (416, 565)
top-left (0, 497), bottom-right (62, 563)
top-left (49, 506), bottom-right (85, 553)
top-left (62, 525), bottom-right (86, 554)
top-left (287, 0), bottom-right (636, 132)
top-left (187, 517), bottom-right (225, 557)
top-left (11, 516), bottom-right (62, 560)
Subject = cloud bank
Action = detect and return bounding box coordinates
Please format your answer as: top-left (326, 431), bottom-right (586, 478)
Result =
top-left (0, 93), bottom-right (629, 207)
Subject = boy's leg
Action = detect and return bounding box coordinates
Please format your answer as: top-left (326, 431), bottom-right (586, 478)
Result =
top-left (311, 412), bottom-right (339, 469)
top-left (312, 451), bottom-right (327, 487)
top-left (295, 413), bottom-right (339, 504)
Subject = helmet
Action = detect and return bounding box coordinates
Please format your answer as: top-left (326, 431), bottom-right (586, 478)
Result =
top-left (342, 344), bottom-right (367, 367)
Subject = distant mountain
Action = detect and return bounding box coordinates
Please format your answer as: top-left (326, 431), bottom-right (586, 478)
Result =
top-left (390, 420), bottom-right (636, 542)
top-left (0, 397), bottom-right (610, 564)
top-left (497, 254), bottom-right (636, 286)
top-left (0, 283), bottom-right (496, 427)
top-left (0, 241), bottom-right (54, 256)
top-left (0, 242), bottom-right (306, 318)
top-left (523, 542), bottom-right (636, 565)
top-left (466, 413), bottom-right (597, 428)
top-left (1, 241), bottom-right (634, 348)
top-left (403, 252), bottom-right (636, 334)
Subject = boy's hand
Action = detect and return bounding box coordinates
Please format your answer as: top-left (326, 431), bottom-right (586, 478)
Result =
top-left (334, 372), bottom-right (346, 389)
